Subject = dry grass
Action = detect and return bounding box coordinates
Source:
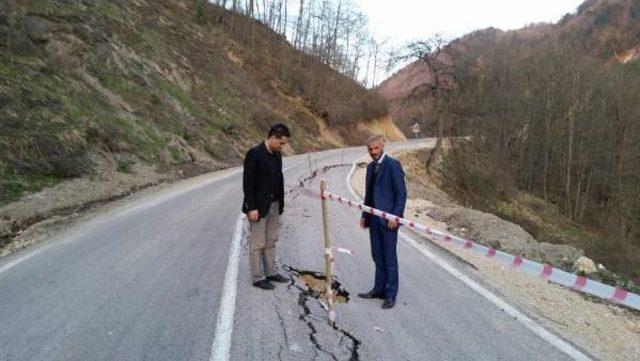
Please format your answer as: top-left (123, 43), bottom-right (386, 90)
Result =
top-left (356, 115), bottom-right (407, 142)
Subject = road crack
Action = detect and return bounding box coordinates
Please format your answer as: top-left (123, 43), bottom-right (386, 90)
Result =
top-left (296, 163), bottom-right (352, 188)
top-left (273, 292), bottom-right (290, 347)
top-left (282, 264), bottom-right (361, 360)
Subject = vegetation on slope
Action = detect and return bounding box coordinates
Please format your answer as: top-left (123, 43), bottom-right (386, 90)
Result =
top-left (0, 0), bottom-right (388, 204)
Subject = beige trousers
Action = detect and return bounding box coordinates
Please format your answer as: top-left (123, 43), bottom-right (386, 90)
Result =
top-left (249, 201), bottom-right (280, 282)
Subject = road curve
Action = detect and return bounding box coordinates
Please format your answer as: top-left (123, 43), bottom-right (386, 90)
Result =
top-left (0, 140), bottom-right (588, 360)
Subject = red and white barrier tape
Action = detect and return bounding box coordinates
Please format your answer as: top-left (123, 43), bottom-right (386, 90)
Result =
top-left (305, 187), bottom-right (640, 311)
top-left (325, 246), bottom-right (354, 263)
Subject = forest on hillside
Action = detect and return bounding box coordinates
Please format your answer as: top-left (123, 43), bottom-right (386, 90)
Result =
top-left (203, 0), bottom-right (387, 125)
top-left (207, 0), bottom-right (388, 87)
top-left (430, 0), bottom-right (640, 281)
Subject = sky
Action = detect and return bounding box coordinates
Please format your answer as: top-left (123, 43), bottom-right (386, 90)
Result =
top-left (354, 0), bottom-right (585, 48)
top-left (350, 0), bottom-right (585, 84)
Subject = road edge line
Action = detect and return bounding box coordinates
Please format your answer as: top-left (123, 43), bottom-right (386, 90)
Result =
top-left (399, 231), bottom-right (591, 361)
top-left (0, 168), bottom-right (244, 276)
top-left (209, 213), bottom-right (245, 361)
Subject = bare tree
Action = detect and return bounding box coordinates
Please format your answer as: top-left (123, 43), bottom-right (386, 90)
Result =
top-left (389, 34), bottom-right (450, 170)
top-left (228, 0), bottom-right (375, 83)
top-left (247, 0), bottom-right (254, 17)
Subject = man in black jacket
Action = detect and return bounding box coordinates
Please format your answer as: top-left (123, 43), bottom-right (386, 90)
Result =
top-left (242, 124), bottom-right (291, 290)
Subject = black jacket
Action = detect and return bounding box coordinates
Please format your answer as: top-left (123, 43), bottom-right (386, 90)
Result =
top-left (242, 142), bottom-right (284, 218)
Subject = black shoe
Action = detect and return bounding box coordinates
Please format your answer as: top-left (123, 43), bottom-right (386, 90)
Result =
top-left (253, 279), bottom-right (275, 290)
top-left (381, 298), bottom-right (395, 309)
top-left (357, 290), bottom-right (385, 299)
top-left (267, 274), bottom-right (288, 283)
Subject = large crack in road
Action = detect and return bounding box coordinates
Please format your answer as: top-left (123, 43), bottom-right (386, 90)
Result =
top-left (281, 264), bottom-right (360, 360)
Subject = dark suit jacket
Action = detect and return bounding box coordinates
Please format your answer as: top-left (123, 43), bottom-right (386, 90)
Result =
top-left (242, 142), bottom-right (284, 218)
top-left (362, 154), bottom-right (407, 228)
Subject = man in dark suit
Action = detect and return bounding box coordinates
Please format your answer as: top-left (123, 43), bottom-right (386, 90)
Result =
top-left (242, 124), bottom-right (291, 290)
top-left (358, 134), bottom-right (407, 309)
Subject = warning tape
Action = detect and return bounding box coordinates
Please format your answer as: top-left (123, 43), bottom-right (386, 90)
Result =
top-left (325, 246), bottom-right (354, 264)
top-left (303, 187), bottom-right (640, 311)
top-left (330, 246), bottom-right (355, 256)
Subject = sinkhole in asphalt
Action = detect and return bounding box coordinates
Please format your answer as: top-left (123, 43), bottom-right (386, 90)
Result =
top-left (286, 266), bottom-right (350, 303)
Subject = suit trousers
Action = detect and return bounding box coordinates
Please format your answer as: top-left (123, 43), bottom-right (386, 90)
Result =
top-left (369, 217), bottom-right (399, 300)
top-left (249, 201), bottom-right (280, 282)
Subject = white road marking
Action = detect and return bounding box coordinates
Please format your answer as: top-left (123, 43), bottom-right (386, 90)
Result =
top-left (346, 157), bottom-right (592, 361)
top-left (345, 155), bottom-right (366, 198)
top-left (0, 168), bottom-right (244, 275)
top-left (0, 245), bottom-right (55, 275)
top-left (210, 213), bottom-right (245, 361)
top-left (399, 232), bottom-right (591, 361)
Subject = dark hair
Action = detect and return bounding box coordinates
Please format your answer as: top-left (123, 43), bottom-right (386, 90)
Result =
top-left (268, 123), bottom-right (291, 138)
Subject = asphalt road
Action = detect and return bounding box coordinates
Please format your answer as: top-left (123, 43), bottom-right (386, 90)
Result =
top-left (0, 140), bottom-right (589, 360)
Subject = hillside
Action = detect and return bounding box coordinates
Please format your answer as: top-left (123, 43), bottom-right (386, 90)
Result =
top-left (379, 0), bottom-right (640, 131)
top-left (0, 0), bottom-right (398, 205)
top-left (559, 0), bottom-right (640, 57)
top-left (376, 0), bottom-right (640, 284)
top-left (376, 60), bottom-right (433, 135)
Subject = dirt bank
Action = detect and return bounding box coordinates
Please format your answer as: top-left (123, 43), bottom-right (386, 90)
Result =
top-left (0, 162), bottom-right (218, 257)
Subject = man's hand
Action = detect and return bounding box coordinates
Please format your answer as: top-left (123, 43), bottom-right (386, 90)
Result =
top-left (360, 218), bottom-right (366, 229)
top-left (387, 219), bottom-right (398, 230)
top-left (248, 210), bottom-right (259, 222)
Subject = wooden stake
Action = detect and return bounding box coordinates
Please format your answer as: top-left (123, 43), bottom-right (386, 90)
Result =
top-left (320, 179), bottom-right (335, 326)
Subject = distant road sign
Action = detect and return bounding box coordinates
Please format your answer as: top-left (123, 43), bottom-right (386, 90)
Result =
top-left (411, 123), bottom-right (420, 138)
